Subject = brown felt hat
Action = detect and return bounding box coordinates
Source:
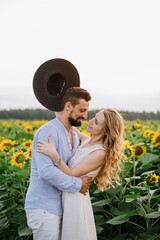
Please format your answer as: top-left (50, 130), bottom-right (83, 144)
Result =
top-left (33, 58), bottom-right (80, 111)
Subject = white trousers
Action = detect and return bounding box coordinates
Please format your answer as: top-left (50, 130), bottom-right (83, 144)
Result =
top-left (25, 209), bottom-right (62, 240)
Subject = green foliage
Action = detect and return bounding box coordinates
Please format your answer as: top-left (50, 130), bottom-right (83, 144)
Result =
top-left (0, 119), bottom-right (160, 239)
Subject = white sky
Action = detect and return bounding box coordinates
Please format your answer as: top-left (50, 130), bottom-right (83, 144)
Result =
top-left (0, 0), bottom-right (160, 112)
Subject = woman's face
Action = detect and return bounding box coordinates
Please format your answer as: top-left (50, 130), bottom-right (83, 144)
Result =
top-left (87, 110), bottom-right (105, 137)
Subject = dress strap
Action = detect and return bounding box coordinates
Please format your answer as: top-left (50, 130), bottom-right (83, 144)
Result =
top-left (89, 144), bottom-right (106, 152)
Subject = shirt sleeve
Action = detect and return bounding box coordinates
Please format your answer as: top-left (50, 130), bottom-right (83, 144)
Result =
top-left (33, 126), bottom-right (82, 193)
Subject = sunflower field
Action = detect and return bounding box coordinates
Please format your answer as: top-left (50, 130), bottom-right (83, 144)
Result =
top-left (0, 119), bottom-right (160, 240)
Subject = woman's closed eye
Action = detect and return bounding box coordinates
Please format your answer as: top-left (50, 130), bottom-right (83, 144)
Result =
top-left (95, 119), bottom-right (98, 125)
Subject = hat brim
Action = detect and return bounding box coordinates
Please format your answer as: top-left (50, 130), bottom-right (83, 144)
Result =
top-left (33, 58), bottom-right (80, 111)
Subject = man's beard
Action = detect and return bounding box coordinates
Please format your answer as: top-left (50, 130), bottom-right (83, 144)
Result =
top-left (68, 115), bottom-right (84, 127)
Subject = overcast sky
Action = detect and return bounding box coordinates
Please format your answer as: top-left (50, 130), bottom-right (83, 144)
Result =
top-left (0, 0), bottom-right (160, 112)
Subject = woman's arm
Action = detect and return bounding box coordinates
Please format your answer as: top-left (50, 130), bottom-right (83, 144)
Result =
top-left (72, 126), bottom-right (89, 143)
top-left (55, 149), bottom-right (105, 177)
top-left (37, 136), bottom-right (106, 177)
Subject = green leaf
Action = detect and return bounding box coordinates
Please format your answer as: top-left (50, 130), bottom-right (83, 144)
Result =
top-left (106, 214), bottom-right (129, 225)
top-left (139, 232), bottom-right (159, 240)
top-left (123, 193), bottom-right (141, 199)
top-left (94, 215), bottom-right (104, 221)
top-left (155, 194), bottom-right (160, 201)
top-left (113, 233), bottom-right (128, 240)
top-left (145, 211), bottom-right (160, 218)
top-left (94, 214), bottom-right (106, 225)
top-left (131, 186), bottom-right (147, 193)
top-left (15, 169), bottom-right (30, 178)
top-left (0, 151), bottom-right (5, 158)
top-left (0, 217), bottom-right (9, 229)
top-left (125, 209), bottom-right (140, 218)
top-left (8, 165), bottom-right (20, 172)
top-left (105, 185), bottom-right (121, 195)
top-left (18, 155), bottom-right (25, 163)
top-left (0, 203), bottom-right (17, 214)
top-left (124, 176), bottom-right (141, 182)
top-left (93, 189), bottom-right (101, 194)
top-left (141, 170), bottom-right (155, 176)
top-left (96, 225), bottom-right (103, 235)
top-left (138, 153), bottom-right (159, 166)
top-left (92, 199), bottom-right (112, 207)
top-left (18, 225), bottom-right (32, 236)
top-left (120, 162), bottom-right (132, 178)
top-left (0, 198), bottom-right (12, 209)
top-left (0, 192), bottom-right (8, 199)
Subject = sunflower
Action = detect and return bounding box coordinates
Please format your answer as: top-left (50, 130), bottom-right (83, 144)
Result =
top-left (11, 150), bottom-right (26, 168)
top-left (34, 129), bottom-right (38, 133)
top-left (22, 121), bottom-right (30, 127)
top-left (0, 136), bottom-right (4, 141)
top-left (33, 120), bottom-right (41, 126)
top-left (132, 124), bottom-right (140, 130)
top-left (135, 144), bottom-right (147, 158)
top-left (123, 140), bottom-right (134, 161)
top-left (142, 126), bottom-right (149, 134)
top-left (152, 131), bottom-right (160, 147)
top-left (146, 174), bottom-right (159, 186)
top-left (143, 130), bottom-right (155, 138)
top-left (149, 174), bottom-right (159, 184)
top-left (136, 119), bottom-right (141, 123)
top-left (25, 146), bottom-right (32, 159)
top-left (81, 130), bottom-right (91, 137)
top-left (124, 126), bottom-right (127, 132)
top-left (22, 139), bottom-right (33, 148)
top-left (0, 139), bottom-right (18, 151)
top-left (2, 122), bottom-right (8, 126)
top-left (25, 126), bottom-right (32, 134)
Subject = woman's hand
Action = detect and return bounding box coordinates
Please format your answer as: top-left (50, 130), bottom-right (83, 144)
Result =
top-left (37, 136), bottom-right (57, 159)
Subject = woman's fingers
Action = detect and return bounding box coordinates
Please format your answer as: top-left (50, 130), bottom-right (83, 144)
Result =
top-left (37, 143), bottom-right (44, 147)
top-left (38, 140), bottom-right (46, 144)
top-left (48, 136), bottom-right (52, 143)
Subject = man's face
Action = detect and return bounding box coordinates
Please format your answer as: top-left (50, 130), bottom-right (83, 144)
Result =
top-left (68, 99), bottom-right (90, 126)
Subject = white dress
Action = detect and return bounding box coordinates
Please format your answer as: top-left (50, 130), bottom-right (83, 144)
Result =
top-left (61, 138), bottom-right (105, 240)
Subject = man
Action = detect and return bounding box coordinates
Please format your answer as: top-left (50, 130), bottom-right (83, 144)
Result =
top-left (25, 87), bottom-right (92, 240)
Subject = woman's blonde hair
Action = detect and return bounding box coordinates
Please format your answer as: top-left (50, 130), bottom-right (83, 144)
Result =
top-left (95, 109), bottom-right (124, 191)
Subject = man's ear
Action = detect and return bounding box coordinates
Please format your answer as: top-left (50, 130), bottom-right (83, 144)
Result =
top-left (64, 102), bottom-right (73, 111)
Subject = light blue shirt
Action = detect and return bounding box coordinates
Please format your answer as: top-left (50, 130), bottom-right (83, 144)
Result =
top-left (25, 118), bottom-right (82, 215)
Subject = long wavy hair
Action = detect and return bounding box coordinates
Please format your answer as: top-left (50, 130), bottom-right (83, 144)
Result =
top-left (95, 109), bottom-right (124, 191)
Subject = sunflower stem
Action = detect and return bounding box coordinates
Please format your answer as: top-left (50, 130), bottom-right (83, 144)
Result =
top-left (146, 187), bottom-right (151, 229)
top-left (128, 220), bottom-right (146, 231)
top-left (132, 155), bottom-right (136, 186)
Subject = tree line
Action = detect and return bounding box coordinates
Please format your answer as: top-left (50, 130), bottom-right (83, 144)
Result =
top-left (0, 109), bottom-right (160, 121)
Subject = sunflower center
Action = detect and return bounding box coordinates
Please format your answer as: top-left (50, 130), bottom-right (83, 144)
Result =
top-left (125, 148), bottom-right (132, 157)
top-left (152, 177), bottom-right (156, 182)
top-left (4, 143), bottom-right (11, 147)
top-left (135, 146), bottom-right (143, 156)
top-left (15, 156), bottom-right (20, 163)
top-left (156, 136), bottom-right (160, 142)
top-left (25, 143), bottom-right (31, 147)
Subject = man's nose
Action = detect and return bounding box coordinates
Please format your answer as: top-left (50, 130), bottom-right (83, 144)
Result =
top-left (83, 112), bottom-right (87, 119)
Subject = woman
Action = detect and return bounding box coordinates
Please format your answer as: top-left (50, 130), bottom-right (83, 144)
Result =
top-left (37, 109), bottom-right (124, 240)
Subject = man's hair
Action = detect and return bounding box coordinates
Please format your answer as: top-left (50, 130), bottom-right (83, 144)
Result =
top-left (61, 87), bottom-right (91, 109)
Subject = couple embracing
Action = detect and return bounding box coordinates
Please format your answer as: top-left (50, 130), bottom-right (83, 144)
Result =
top-left (25, 59), bottom-right (124, 240)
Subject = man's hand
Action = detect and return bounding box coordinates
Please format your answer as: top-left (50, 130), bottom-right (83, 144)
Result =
top-left (80, 176), bottom-right (92, 195)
